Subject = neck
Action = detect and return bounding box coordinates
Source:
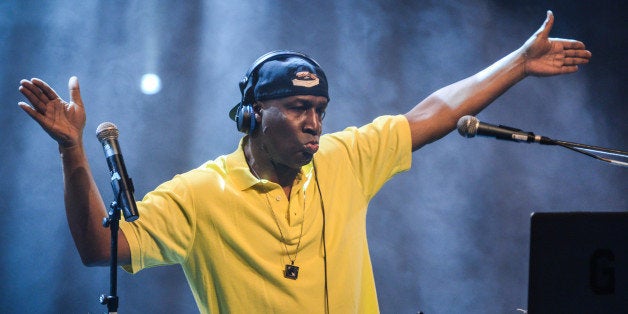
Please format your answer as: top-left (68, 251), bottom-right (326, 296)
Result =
top-left (244, 137), bottom-right (299, 197)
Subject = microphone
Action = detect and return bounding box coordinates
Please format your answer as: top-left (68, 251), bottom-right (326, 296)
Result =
top-left (457, 115), bottom-right (554, 144)
top-left (96, 122), bottom-right (139, 222)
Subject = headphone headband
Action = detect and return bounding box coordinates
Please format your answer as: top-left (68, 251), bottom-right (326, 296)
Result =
top-left (232, 50), bottom-right (325, 134)
top-left (239, 50), bottom-right (322, 104)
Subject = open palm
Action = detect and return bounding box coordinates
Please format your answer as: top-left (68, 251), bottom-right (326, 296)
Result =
top-left (19, 77), bottom-right (86, 148)
top-left (522, 11), bottom-right (592, 77)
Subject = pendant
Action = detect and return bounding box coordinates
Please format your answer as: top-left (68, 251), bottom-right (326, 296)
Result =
top-left (284, 263), bottom-right (299, 280)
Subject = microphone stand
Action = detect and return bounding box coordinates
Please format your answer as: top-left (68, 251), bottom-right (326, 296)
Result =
top-left (95, 121), bottom-right (139, 313)
top-left (456, 116), bottom-right (627, 167)
top-left (546, 138), bottom-right (628, 167)
top-left (99, 200), bottom-right (122, 313)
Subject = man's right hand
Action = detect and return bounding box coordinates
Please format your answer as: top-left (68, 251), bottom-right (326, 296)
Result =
top-left (18, 76), bottom-right (132, 267)
top-left (18, 76), bottom-right (86, 149)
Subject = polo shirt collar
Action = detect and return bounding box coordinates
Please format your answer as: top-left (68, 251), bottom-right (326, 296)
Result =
top-left (227, 137), bottom-right (312, 191)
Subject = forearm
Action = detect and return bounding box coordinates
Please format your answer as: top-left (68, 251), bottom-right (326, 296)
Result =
top-left (405, 48), bottom-right (527, 150)
top-left (18, 76), bottom-right (133, 266)
top-left (60, 144), bottom-right (130, 266)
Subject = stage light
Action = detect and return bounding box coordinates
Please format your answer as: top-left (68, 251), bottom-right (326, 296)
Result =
top-left (140, 73), bottom-right (162, 95)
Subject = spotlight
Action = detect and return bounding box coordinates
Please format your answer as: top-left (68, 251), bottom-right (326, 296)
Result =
top-left (140, 73), bottom-right (162, 95)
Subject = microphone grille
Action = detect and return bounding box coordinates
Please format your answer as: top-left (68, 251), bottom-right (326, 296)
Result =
top-left (457, 115), bottom-right (479, 138)
top-left (96, 122), bottom-right (119, 141)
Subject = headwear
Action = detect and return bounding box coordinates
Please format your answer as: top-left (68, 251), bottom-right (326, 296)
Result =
top-left (229, 51), bottom-right (329, 121)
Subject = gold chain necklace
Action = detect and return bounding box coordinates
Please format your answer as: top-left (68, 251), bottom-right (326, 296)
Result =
top-left (252, 167), bottom-right (306, 280)
top-left (263, 192), bottom-right (305, 280)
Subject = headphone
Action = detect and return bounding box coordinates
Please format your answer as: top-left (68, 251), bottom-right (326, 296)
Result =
top-left (235, 50), bottom-right (323, 134)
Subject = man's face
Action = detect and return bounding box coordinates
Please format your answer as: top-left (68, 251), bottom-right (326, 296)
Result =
top-left (256, 95), bottom-right (328, 170)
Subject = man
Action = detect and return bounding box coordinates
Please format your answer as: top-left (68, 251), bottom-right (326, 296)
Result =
top-left (18, 11), bottom-right (590, 313)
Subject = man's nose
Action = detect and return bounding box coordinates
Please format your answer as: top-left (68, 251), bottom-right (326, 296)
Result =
top-left (303, 108), bottom-right (322, 134)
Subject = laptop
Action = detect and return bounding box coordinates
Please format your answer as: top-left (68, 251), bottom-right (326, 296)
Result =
top-left (527, 211), bottom-right (628, 314)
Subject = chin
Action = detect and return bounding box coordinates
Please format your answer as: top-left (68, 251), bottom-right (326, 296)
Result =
top-left (294, 154), bottom-right (314, 168)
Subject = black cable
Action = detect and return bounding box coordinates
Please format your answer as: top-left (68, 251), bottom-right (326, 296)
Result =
top-left (313, 160), bottom-right (330, 314)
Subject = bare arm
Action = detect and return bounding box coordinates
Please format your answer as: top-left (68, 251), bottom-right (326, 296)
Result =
top-left (18, 77), bottom-right (131, 266)
top-left (405, 11), bottom-right (592, 151)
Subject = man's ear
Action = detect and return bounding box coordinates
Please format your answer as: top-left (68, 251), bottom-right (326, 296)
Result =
top-left (253, 101), bottom-right (263, 121)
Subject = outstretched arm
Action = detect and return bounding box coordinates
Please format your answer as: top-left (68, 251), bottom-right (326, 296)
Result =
top-left (18, 77), bottom-right (131, 266)
top-left (405, 11), bottom-right (592, 151)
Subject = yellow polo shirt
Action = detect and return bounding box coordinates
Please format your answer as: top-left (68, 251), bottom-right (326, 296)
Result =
top-left (120, 114), bottom-right (412, 313)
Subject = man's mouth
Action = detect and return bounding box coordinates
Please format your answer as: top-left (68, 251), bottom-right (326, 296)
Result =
top-left (304, 142), bottom-right (319, 154)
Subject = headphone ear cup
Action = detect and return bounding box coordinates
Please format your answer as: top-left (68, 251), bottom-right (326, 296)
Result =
top-left (235, 50), bottom-right (320, 134)
top-left (236, 105), bottom-right (256, 134)
top-left (239, 76), bottom-right (248, 92)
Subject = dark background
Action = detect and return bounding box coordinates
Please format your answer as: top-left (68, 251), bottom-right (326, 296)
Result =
top-left (1, 0), bottom-right (625, 313)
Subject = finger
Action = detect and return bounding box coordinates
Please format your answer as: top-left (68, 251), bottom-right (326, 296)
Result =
top-left (18, 101), bottom-right (56, 134)
top-left (18, 101), bottom-right (44, 122)
top-left (32, 78), bottom-right (61, 101)
top-left (18, 82), bottom-right (47, 114)
top-left (565, 49), bottom-right (592, 60)
top-left (550, 38), bottom-right (585, 48)
top-left (560, 65), bottom-right (579, 74)
top-left (537, 10), bottom-right (554, 39)
top-left (555, 40), bottom-right (592, 59)
top-left (563, 40), bottom-right (591, 55)
top-left (68, 76), bottom-right (84, 108)
top-left (565, 56), bottom-right (590, 66)
top-left (20, 78), bottom-right (51, 106)
top-left (19, 79), bottom-right (45, 103)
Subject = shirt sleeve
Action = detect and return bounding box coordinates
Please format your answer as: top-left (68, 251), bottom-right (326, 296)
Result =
top-left (120, 174), bottom-right (196, 273)
top-left (320, 114), bottom-right (412, 199)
